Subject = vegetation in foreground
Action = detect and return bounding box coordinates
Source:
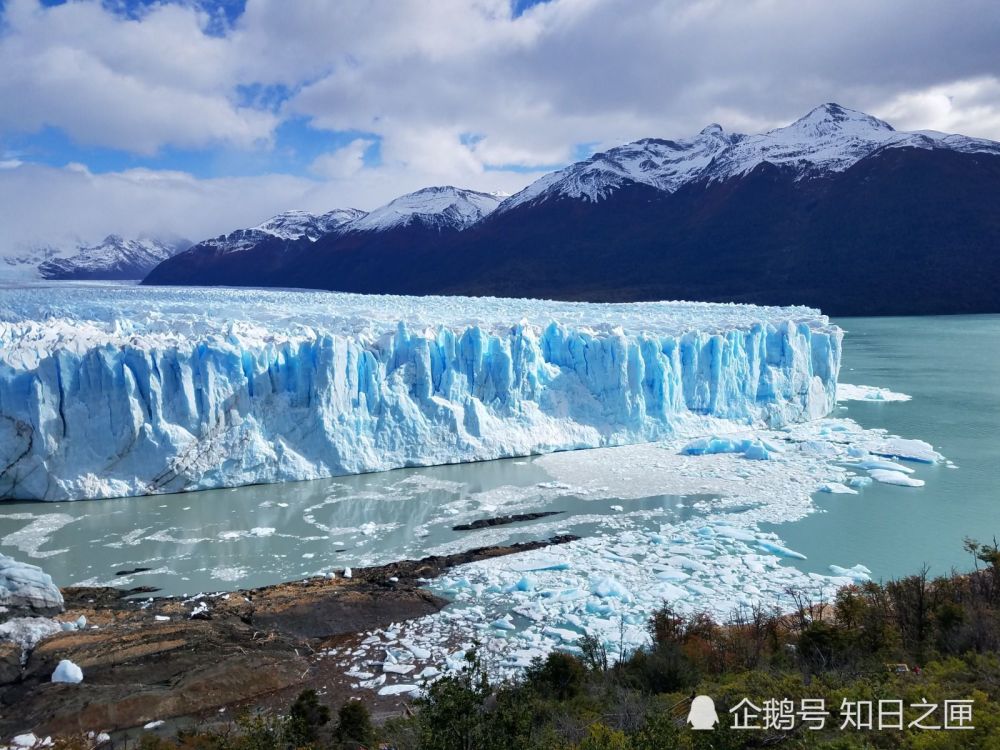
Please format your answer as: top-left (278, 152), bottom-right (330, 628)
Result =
top-left (51, 540), bottom-right (1000, 749)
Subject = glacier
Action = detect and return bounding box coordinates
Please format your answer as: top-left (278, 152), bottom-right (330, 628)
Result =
top-left (0, 285), bottom-right (841, 501)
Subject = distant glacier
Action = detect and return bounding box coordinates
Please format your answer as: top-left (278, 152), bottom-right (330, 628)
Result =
top-left (0, 285), bottom-right (841, 501)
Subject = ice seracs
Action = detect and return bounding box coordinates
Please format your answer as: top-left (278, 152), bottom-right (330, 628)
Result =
top-left (0, 285), bottom-right (841, 501)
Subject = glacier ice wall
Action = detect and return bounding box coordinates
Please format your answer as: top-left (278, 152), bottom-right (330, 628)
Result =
top-left (0, 287), bottom-right (841, 501)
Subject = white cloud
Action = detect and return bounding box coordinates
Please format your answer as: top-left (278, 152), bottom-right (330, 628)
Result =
top-left (309, 138), bottom-right (375, 179)
top-left (0, 159), bottom-right (545, 253)
top-left (876, 77), bottom-right (1000, 141)
top-left (0, 0), bottom-right (274, 153)
top-left (1, 0), bottom-right (1000, 249)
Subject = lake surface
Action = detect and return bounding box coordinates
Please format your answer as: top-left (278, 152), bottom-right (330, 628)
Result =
top-left (2, 314), bottom-right (997, 595)
top-left (772, 314), bottom-right (1000, 582)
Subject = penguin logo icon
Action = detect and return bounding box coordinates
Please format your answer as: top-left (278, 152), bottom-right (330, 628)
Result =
top-left (687, 695), bottom-right (719, 730)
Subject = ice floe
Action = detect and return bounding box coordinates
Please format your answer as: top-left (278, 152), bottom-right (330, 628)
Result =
top-left (321, 413), bottom-right (942, 691)
top-left (836, 383), bottom-right (911, 402)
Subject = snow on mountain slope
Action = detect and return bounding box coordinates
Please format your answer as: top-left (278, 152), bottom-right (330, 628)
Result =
top-left (2, 236), bottom-right (187, 282)
top-left (36, 235), bottom-right (186, 280)
top-left (345, 186), bottom-right (502, 232)
top-left (500, 103), bottom-right (1000, 210)
top-left (253, 208), bottom-right (368, 240)
top-left (194, 208), bottom-right (367, 255)
top-left (0, 285), bottom-right (840, 501)
top-left (0, 246), bottom-right (63, 282)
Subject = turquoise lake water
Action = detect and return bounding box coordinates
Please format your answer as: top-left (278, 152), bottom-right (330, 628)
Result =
top-left (771, 315), bottom-right (1000, 581)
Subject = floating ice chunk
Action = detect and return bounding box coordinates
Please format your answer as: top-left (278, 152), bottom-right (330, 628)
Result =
top-left (511, 558), bottom-right (570, 573)
top-left (818, 482), bottom-right (857, 494)
top-left (682, 436), bottom-right (772, 460)
top-left (543, 626), bottom-right (580, 643)
top-left (51, 659), bottom-right (83, 684)
top-left (666, 556), bottom-right (709, 572)
top-left (515, 575), bottom-right (536, 592)
top-left (249, 527), bottom-right (275, 537)
top-left (585, 600), bottom-right (615, 616)
top-left (711, 525), bottom-right (757, 541)
top-left (383, 663), bottom-right (416, 675)
top-left (856, 459), bottom-right (914, 474)
top-left (868, 469), bottom-right (925, 487)
top-left (683, 437), bottom-right (743, 455)
top-left (378, 684), bottom-right (420, 696)
top-left (848, 475), bottom-right (873, 488)
top-left (743, 442), bottom-right (771, 461)
top-left (590, 577), bottom-right (632, 602)
top-left (144, 720), bottom-right (165, 730)
top-left (12, 734), bottom-right (41, 748)
top-left (491, 618), bottom-right (516, 631)
top-left (654, 567), bottom-right (689, 581)
top-left (657, 582), bottom-right (688, 600)
top-left (836, 384), bottom-right (911, 403)
top-left (829, 564), bottom-right (872, 582)
top-left (870, 438), bottom-right (941, 464)
top-left (756, 540), bottom-right (807, 560)
top-left (798, 441), bottom-right (840, 458)
top-left (403, 641), bottom-right (432, 660)
top-left (359, 674), bottom-right (386, 689)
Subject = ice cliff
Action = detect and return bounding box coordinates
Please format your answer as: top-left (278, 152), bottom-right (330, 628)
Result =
top-left (0, 286), bottom-right (841, 501)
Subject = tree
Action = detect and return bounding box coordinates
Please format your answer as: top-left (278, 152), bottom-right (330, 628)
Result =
top-left (334, 699), bottom-right (375, 749)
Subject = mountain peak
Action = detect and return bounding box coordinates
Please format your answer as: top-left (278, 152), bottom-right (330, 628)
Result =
top-left (500, 102), bottom-right (1000, 213)
top-left (252, 208), bottom-right (365, 242)
top-left (787, 103), bottom-right (894, 135)
top-left (35, 235), bottom-right (184, 280)
top-left (347, 186), bottom-right (502, 233)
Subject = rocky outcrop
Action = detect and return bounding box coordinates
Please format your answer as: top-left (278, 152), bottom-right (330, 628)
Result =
top-left (0, 536), bottom-right (576, 738)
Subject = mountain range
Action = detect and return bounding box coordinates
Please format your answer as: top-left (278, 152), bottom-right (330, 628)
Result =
top-left (145, 103), bottom-right (1000, 315)
top-left (3, 235), bottom-right (188, 281)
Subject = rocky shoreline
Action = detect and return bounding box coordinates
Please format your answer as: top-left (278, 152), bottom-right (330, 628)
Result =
top-left (0, 535), bottom-right (577, 740)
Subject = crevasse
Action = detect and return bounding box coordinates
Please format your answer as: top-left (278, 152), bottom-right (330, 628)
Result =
top-left (0, 290), bottom-right (841, 501)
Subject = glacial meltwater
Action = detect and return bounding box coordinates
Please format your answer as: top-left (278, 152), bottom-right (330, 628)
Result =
top-left (1, 315), bottom-right (998, 604)
top-left (771, 314), bottom-right (1000, 581)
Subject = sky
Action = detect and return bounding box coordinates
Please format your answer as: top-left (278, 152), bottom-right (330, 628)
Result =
top-left (2, 0), bottom-right (1000, 250)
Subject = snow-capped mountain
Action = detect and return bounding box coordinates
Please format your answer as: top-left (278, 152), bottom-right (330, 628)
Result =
top-left (499, 103), bottom-right (1000, 211)
top-left (146, 104), bottom-right (1000, 315)
top-left (2, 235), bottom-right (188, 281)
top-left (192, 208), bottom-right (367, 256)
top-left (1, 245), bottom-right (63, 280)
top-left (345, 186), bottom-right (502, 233)
top-left (254, 208), bottom-right (367, 240)
top-left (145, 188), bottom-right (501, 285)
